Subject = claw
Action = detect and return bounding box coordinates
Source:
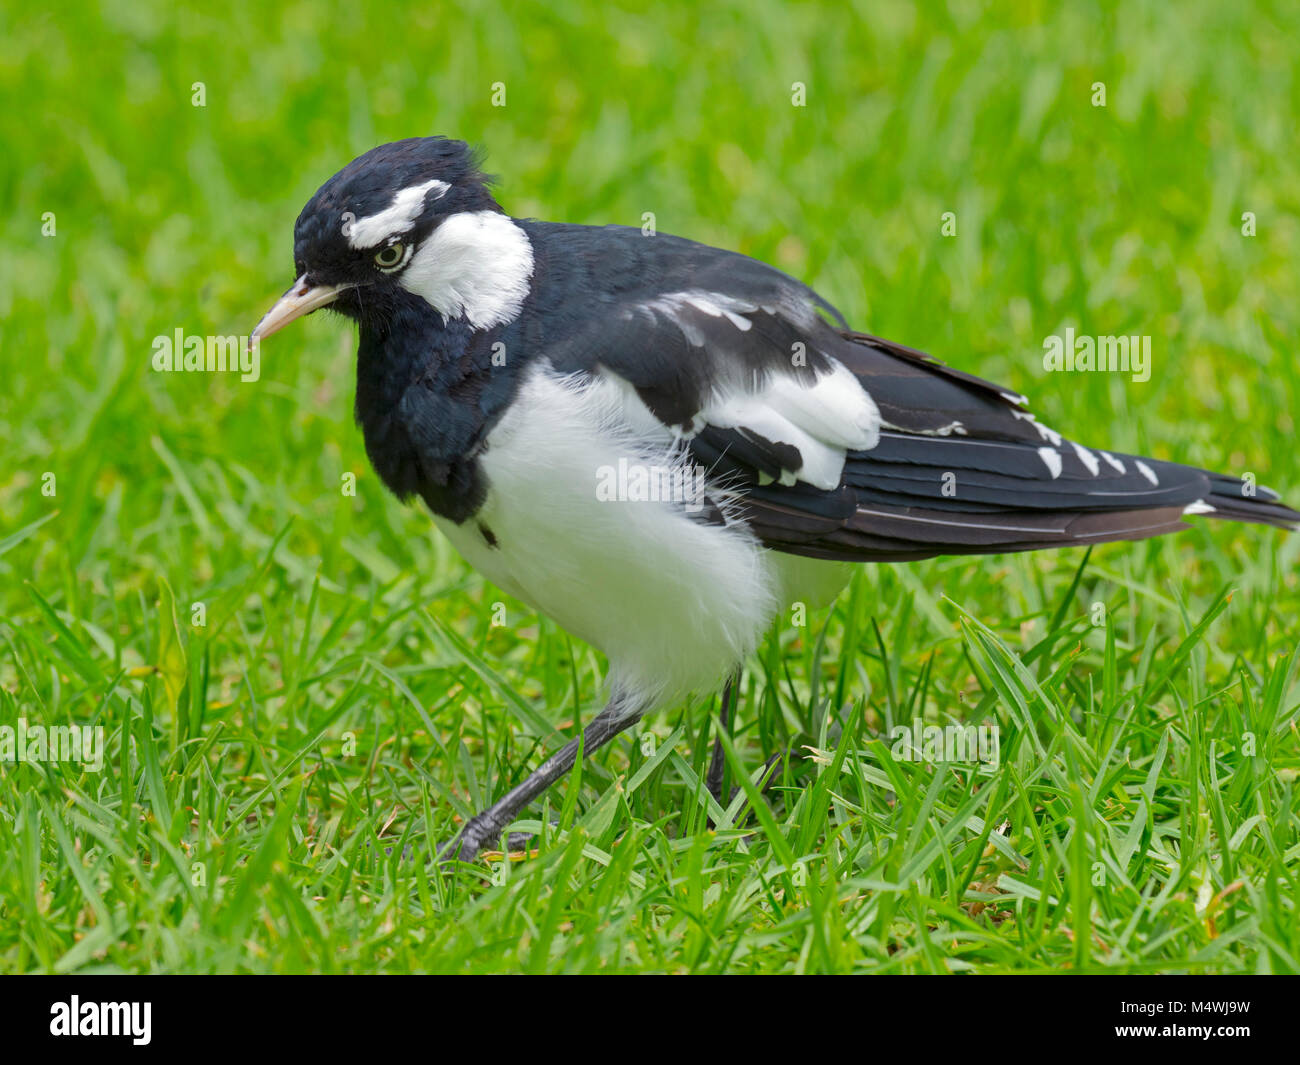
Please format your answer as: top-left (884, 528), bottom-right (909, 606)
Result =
top-left (437, 816), bottom-right (497, 864)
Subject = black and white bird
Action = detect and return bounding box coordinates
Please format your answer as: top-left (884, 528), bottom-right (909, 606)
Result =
top-left (253, 137), bottom-right (1298, 860)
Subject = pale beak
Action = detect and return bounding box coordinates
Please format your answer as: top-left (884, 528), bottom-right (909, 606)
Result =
top-left (251, 275), bottom-right (350, 340)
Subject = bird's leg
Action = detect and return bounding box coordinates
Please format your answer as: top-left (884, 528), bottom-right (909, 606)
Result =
top-left (440, 693), bottom-right (642, 863)
top-left (706, 672), bottom-right (791, 817)
top-left (706, 672), bottom-right (738, 803)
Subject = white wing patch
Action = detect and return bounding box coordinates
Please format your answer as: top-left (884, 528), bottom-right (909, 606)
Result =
top-left (1100, 450), bottom-right (1126, 473)
top-left (628, 288), bottom-right (822, 344)
top-left (698, 359), bottom-right (880, 490)
top-left (1038, 446), bottom-right (1063, 478)
top-left (619, 289), bottom-right (877, 490)
top-left (881, 418), bottom-right (966, 436)
top-left (1020, 412), bottom-right (1111, 479)
top-left (1135, 460), bottom-right (1160, 486)
top-left (1015, 411), bottom-right (1155, 485)
top-left (1011, 409), bottom-right (1063, 447)
top-left (630, 290), bottom-right (758, 344)
top-left (1071, 441), bottom-right (1101, 476)
top-left (346, 179), bottom-right (450, 249)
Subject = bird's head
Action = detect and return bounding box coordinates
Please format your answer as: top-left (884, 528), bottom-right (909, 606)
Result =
top-left (253, 137), bottom-right (512, 340)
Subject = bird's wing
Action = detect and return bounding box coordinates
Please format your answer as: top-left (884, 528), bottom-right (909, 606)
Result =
top-left (524, 226), bottom-right (1298, 559)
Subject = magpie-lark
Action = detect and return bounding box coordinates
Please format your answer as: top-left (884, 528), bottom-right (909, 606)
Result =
top-left (253, 137), bottom-right (1299, 861)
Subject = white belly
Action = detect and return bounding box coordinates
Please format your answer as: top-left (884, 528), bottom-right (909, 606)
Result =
top-left (431, 363), bottom-right (853, 712)
top-left (433, 363), bottom-right (856, 713)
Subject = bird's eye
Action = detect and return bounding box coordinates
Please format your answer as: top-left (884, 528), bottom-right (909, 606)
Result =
top-left (374, 243), bottom-right (406, 270)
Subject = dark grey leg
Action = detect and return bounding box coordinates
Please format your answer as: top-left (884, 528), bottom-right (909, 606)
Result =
top-left (706, 673), bottom-right (790, 816)
top-left (706, 673), bottom-right (738, 803)
top-left (440, 692), bottom-right (642, 863)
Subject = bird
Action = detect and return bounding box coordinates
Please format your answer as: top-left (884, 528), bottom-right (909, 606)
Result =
top-left (252, 136), bottom-right (1298, 861)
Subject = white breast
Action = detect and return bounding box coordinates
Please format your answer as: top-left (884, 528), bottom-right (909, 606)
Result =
top-left (431, 363), bottom-right (800, 712)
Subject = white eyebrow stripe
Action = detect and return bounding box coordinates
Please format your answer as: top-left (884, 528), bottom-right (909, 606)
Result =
top-left (346, 179), bottom-right (450, 249)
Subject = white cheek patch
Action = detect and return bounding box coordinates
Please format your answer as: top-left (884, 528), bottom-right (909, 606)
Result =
top-left (398, 210), bottom-right (535, 329)
top-left (346, 179), bottom-right (450, 249)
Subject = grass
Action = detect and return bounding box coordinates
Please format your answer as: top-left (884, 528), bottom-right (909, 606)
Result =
top-left (1, 0), bottom-right (1298, 973)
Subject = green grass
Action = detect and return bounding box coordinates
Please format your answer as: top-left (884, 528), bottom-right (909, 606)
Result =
top-left (1, 0), bottom-right (1298, 973)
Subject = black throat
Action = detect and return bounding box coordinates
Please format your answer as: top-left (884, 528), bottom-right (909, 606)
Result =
top-left (353, 291), bottom-right (519, 523)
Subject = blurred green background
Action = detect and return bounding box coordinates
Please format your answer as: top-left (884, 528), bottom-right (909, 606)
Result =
top-left (0, 0), bottom-right (1297, 973)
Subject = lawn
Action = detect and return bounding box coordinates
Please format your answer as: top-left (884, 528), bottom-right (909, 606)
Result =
top-left (1, 0), bottom-right (1297, 973)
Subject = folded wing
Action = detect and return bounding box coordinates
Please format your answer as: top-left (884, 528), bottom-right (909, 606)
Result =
top-left (522, 225), bottom-right (1298, 559)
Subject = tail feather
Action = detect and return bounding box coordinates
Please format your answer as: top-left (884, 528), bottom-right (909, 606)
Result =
top-left (1203, 474), bottom-right (1300, 528)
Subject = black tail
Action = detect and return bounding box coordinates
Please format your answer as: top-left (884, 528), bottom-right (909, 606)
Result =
top-left (1198, 471), bottom-right (1300, 528)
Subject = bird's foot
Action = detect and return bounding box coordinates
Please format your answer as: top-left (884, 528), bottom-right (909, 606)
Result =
top-left (502, 821), bottom-right (560, 851)
top-left (707, 748), bottom-right (787, 816)
top-left (438, 814), bottom-right (562, 863)
top-left (433, 694), bottom-right (643, 867)
top-left (437, 811), bottom-right (504, 864)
